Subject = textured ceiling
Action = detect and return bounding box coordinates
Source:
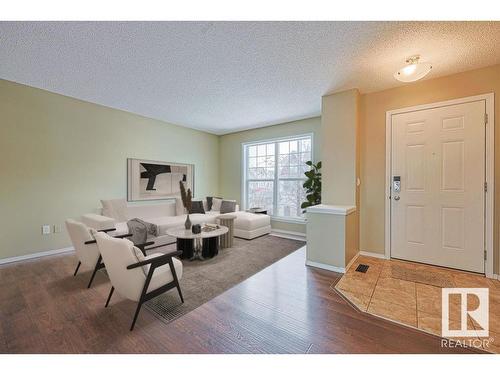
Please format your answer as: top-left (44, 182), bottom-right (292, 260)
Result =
top-left (1, 21), bottom-right (500, 134)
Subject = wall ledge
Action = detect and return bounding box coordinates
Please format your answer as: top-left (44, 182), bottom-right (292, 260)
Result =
top-left (306, 204), bottom-right (356, 216)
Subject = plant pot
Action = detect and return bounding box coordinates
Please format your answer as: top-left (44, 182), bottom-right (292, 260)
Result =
top-left (184, 214), bottom-right (192, 230)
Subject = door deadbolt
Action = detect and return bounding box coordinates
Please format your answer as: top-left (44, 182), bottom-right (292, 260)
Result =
top-left (393, 176), bottom-right (401, 192)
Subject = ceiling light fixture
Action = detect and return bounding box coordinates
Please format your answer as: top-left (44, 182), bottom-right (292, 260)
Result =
top-left (394, 55), bottom-right (432, 82)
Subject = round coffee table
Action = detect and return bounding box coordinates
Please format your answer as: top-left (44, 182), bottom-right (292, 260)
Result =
top-left (166, 226), bottom-right (228, 260)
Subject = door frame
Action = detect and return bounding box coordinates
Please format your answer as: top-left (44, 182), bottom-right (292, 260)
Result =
top-left (384, 93), bottom-right (495, 277)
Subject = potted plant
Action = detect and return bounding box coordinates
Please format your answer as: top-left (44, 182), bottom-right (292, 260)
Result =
top-left (301, 161), bottom-right (321, 213)
top-left (179, 181), bottom-right (193, 229)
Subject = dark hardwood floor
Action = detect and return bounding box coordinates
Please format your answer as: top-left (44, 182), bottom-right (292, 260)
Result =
top-left (0, 246), bottom-right (476, 353)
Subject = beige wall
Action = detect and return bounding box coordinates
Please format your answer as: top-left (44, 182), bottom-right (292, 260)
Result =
top-left (321, 89), bottom-right (360, 205)
top-left (219, 117), bottom-right (321, 234)
top-left (0, 79), bottom-right (219, 260)
top-left (359, 64), bottom-right (500, 273)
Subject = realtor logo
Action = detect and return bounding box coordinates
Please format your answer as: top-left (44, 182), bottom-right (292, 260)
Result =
top-left (441, 288), bottom-right (489, 337)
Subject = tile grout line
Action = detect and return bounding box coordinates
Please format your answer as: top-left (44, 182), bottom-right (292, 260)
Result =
top-left (366, 259), bottom-right (385, 311)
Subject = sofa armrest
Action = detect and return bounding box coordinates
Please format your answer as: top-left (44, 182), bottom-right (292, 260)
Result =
top-left (81, 213), bottom-right (116, 231)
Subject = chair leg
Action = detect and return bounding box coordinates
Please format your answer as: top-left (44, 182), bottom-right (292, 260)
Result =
top-left (130, 301), bottom-right (143, 331)
top-left (73, 261), bottom-right (81, 276)
top-left (168, 258), bottom-right (184, 303)
top-left (87, 255), bottom-right (102, 289)
top-left (105, 286), bottom-right (114, 307)
top-left (176, 282), bottom-right (184, 303)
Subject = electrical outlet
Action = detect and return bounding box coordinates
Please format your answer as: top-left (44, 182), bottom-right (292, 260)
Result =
top-left (42, 224), bottom-right (51, 235)
top-left (53, 224), bottom-right (62, 233)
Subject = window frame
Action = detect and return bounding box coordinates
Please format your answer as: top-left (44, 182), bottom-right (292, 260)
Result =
top-left (241, 133), bottom-right (314, 223)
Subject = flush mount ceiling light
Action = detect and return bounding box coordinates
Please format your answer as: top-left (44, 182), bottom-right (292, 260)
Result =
top-left (394, 55), bottom-right (432, 82)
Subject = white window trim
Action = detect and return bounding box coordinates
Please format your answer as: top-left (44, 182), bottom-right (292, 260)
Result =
top-left (241, 133), bottom-right (314, 223)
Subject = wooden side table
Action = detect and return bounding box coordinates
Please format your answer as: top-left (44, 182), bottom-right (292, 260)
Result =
top-left (217, 214), bottom-right (236, 248)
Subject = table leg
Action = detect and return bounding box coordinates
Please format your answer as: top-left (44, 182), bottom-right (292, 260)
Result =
top-left (177, 238), bottom-right (194, 259)
top-left (202, 237), bottom-right (219, 258)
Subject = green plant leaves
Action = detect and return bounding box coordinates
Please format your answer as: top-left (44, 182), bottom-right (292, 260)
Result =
top-left (301, 160), bottom-right (322, 211)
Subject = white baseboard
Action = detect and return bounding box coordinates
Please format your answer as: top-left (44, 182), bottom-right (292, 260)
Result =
top-left (270, 229), bottom-right (306, 242)
top-left (0, 246), bottom-right (74, 265)
top-left (359, 250), bottom-right (387, 259)
top-left (305, 260), bottom-right (345, 273)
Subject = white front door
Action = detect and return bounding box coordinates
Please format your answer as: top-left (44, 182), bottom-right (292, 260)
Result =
top-left (391, 100), bottom-right (486, 273)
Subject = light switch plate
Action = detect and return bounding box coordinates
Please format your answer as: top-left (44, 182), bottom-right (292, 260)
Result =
top-left (42, 224), bottom-right (51, 235)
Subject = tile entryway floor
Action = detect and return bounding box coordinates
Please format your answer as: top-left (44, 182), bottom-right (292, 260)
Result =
top-left (334, 255), bottom-right (500, 353)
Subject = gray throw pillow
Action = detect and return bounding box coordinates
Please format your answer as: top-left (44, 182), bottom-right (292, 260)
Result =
top-left (190, 200), bottom-right (205, 214)
top-left (220, 200), bottom-right (236, 214)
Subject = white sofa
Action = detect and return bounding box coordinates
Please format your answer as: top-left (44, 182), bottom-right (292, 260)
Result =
top-left (81, 198), bottom-right (271, 249)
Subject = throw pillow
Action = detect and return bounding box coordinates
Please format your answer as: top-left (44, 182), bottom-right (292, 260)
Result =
top-left (190, 200), bottom-right (205, 214)
top-left (211, 197), bottom-right (223, 211)
top-left (206, 196), bottom-right (222, 211)
top-left (220, 199), bottom-right (237, 214)
top-left (101, 198), bottom-right (128, 222)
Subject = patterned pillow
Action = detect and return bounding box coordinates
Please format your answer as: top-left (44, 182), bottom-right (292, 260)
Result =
top-left (206, 196), bottom-right (222, 211)
top-left (212, 197), bottom-right (223, 211)
top-left (190, 200), bottom-right (205, 214)
top-left (220, 200), bottom-right (237, 214)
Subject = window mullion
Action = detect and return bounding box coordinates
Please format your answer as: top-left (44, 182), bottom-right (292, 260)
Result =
top-left (274, 142), bottom-right (278, 216)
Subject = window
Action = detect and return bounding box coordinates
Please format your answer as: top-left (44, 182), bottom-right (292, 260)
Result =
top-left (243, 134), bottom-right (313, 220)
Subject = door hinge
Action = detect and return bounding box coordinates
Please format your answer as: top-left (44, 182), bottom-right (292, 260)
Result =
top-left (484, 182), bottom-right (488, 192)
top-left (484, 250), bottom-right (487, 261)
top-left (485, 113), bottom-right (489, 125)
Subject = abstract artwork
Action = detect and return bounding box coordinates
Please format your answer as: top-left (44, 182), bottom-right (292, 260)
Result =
top-left (127, 158), bottom-right (194, 201)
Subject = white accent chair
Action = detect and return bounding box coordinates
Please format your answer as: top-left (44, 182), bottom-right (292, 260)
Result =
top-left (65, 219), bottom-right (134, 288)
top-left (92, 231), bottom-right (184, 331)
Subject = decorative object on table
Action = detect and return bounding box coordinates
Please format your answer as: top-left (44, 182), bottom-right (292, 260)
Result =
top-left (202, 223), bottom-right (219, 232)
top-left (247, 207), bottom-right (267, 215)
top-left (190, 200), bottom-right (205, 214)
top-left (206, 196), bottom-right (222, 211)
top-left (301, 160), bottom-right (322, 212)
top-left (127, 158), bottom-right (194, 201)
top-left (191, 224), bottom-right (201, 234)
top-left (217, 214), bottom-right (236, 248)
top-left (179, 181), bottom-right (193, 229)
top-left (220, 199), bottom-right (237, 214)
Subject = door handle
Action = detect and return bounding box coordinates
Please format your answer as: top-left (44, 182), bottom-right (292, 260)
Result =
top-left (394, 196), bottom-right (400, 201)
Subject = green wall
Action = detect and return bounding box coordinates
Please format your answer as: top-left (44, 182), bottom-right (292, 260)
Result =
top-left (0, 79), bottom-right (219, 259)
top-left (218, 117), bottom-right (322, 234)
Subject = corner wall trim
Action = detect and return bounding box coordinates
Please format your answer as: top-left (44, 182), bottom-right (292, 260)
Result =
top-left (270, 229), bottom-right (306, 241)
top-left (305, 260), bottom-right (345, 273)
top-left (0, 246), bottom-right (75, 265)
top-left (359, 251), bottom-right (388, 259)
